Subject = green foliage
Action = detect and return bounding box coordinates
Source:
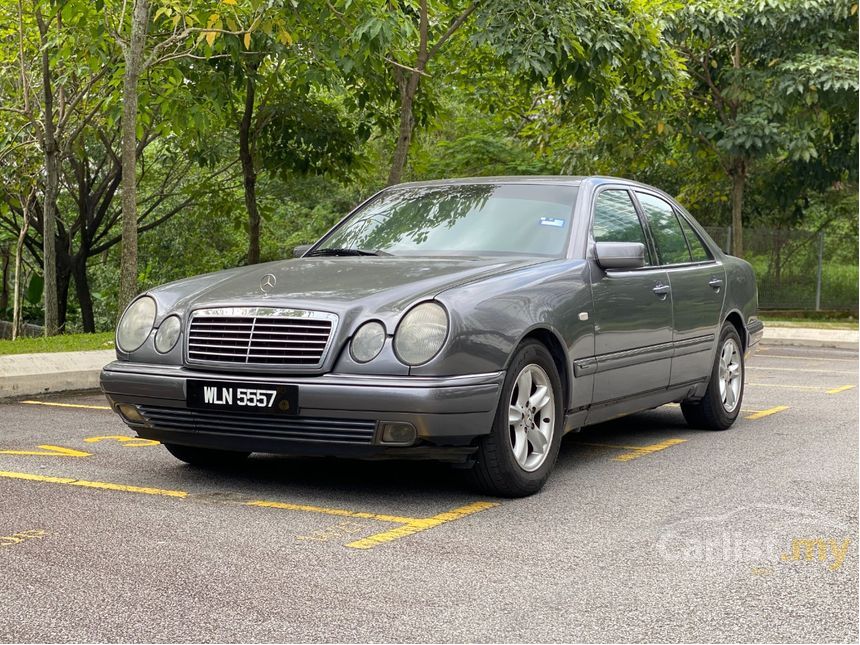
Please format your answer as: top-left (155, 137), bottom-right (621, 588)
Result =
top-left (0, 0), bottom-right (856, 335)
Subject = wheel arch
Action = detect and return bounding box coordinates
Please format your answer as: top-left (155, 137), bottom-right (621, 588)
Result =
top-left (723, 309), bottom-right (746, 351)
top-left (510, 326), bottom-right (572, 410)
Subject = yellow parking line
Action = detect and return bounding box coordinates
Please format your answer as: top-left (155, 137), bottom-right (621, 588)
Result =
top-left (0, 469), bottom-right (497, 550)
top-left (664, 402), bottom-right (788, 419)
top-left (574, 438), bottom-right (687, 462)
top-left (744, 405), bottom-right (790, 420)
top-left (344, 501), bottom-right (499, 550)
top-left (826, 384), bottom-right (856, 395)
top-left (20, 400), bottom-right (110, 410)
top-left (0, 470), bottom-right (187, 498)
top-left (747, 382), bottom-right (832, 391)
top-left (612, 438), bottom-right (687, 462)
top-left (754, 354), bottom-right (857, 362)
top-left (747, 366), bottom-right (857, 374)
top-left (245, 500), bottom-right (417, 525)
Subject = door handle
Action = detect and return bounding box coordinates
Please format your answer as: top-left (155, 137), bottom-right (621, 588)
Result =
top-left (708, 277), bottom-right (724, 290)
top-left (652, 283), bottom-right (671, 297)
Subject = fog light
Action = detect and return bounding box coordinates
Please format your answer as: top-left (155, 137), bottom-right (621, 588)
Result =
top-left (117, 403), bottom-right (146, 424)
top-left (379, 422), bottom-right (417, 445)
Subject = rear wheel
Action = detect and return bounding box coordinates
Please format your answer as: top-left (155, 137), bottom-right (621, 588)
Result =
top-left (164, 443), bottom-right (250, 467)
top-left (681, 321), bottom-right (744, 430)
top-left (470, 340), bottom-right (563, 497)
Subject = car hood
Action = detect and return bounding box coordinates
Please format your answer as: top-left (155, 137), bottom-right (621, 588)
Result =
top-left (154, 256), bottom-right (552, 322)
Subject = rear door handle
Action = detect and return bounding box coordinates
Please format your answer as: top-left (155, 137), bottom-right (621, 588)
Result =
top-left (708, 277), bottom-right (724, 290)
top-left (652, 283), bottom-right (671, 297)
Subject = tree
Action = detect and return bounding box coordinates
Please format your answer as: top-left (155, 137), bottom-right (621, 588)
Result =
top-left (0, 0), bottom-right (112, 334)
top-left (671, 0), bottom-right (858, 256)
top-left (106, 0), bottom-right (268, 309)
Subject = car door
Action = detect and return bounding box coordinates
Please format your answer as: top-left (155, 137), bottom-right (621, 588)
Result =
top-left (633, 191), bottom-right (726, 386)
top-left (587, 188), bottom-right (674, 406)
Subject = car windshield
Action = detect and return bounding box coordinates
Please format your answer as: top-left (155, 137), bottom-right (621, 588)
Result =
top-left (315, 183), bottom-right (579, 257)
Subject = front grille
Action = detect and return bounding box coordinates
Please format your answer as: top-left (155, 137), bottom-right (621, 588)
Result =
top-left (186, 307), bottom-right (337, 367)
top-left (138, 406), bottom-right (377, 444)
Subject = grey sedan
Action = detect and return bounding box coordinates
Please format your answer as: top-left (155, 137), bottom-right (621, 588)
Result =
top-left (102, 176), bottom-right (763, 497)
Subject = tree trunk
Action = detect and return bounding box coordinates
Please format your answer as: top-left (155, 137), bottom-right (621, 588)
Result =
top-left (239, 70), bottom-right (261, 265)
top-left (387, 0), bottom-right (429, 186)
top-left (37, 13), bottom-right (59, 336)
top-left (729, 157), bottom-right (746, 258)
top-left (0, 245), bottom-right (9, 313)
top-left (56, 252), bottom-right (71, 331)
top-left (118, 0), bottom-right (149, 313)
top-left (12, 209), bottom-right (29, 340)
top-left (73, 255), bottom-right (95, 333)
top-left (387, 76), bottom-right (418, 186)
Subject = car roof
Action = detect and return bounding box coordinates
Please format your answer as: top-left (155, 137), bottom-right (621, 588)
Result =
top-left (392, 175), bottom-right (585, 188)
top-left (391, 175), bottom-right (655, 189)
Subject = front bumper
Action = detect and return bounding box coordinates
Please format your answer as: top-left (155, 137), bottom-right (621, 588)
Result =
top-left (100, 362), bottom-right (504, 462)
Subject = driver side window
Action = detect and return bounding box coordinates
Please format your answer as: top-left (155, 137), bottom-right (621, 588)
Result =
top-left (592, 190), bottom-right (652, 265)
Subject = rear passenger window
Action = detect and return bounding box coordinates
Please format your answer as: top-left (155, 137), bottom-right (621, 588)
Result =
top-left (636, 192), bottom-right (691, 265)
top-left (677, 214), bottom-right (712, 262)
top-left (592, 190), bottom-right (652, 265)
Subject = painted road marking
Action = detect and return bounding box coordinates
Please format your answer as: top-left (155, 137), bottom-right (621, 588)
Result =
top-left (748, 382), bottom-right (856, 393)
top-left (744, 405), bottom-right (790, 420)
top-left (574, 438), bottom-right (687, 462)
top-left (753, 353), bottom-right (857, 363)
top-left (344, 502), bottom-right (499, 550)
top-left (0, 529), bottom-right (48, 547)
top-left (612, 438), bottom-right (687, 462)
top-left (83, 435), bottom-right (159, 447)
top-left (747, 366), bottom-right (857, 374)
top-left (0, 470), bottom-right (187, 497)
top-left (247, 499), bottom-right (499, 550)
top-left (20, 400), bottom-right (110, 410)
top-left (246, 500), bottom-right (417, 525)
top-left (0, 445), bottom-right (91, 458)
top-left (662, 402), bottom-right (789, 420)
top-left (0, 469), bottom-right (498, 550)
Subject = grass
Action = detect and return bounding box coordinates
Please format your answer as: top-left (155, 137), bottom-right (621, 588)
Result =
top-left (0, 332), bottom-right (114, 356)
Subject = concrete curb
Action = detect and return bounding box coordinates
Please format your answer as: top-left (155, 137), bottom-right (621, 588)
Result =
top-left (0, 350), bottom-right (115, 399)
top-left (763, 327), bottom-right (858, 351)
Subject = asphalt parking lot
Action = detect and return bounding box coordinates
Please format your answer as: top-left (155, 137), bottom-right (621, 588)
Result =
top-left (0, 344), bottom-right (857, 643)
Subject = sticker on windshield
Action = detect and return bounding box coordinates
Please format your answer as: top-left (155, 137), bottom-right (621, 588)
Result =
top-left (539, 217), bottom-right (566, 228)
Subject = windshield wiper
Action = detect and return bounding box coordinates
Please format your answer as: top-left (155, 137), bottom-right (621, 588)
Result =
top-left (306, 247), bottom-right (391, 257)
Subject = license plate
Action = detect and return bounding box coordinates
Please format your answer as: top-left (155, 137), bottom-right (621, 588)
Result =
top-left (186, 380), bottom-right (298, 414)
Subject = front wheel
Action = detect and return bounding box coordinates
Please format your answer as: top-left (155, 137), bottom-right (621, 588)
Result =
top-left (164, 443), bottom-right (251, 467)
top-left (681, 322), bottom-right (745, 430)
top-left (469, 340), bottom-right (563, 497)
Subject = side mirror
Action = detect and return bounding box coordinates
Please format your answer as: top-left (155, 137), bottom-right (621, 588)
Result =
top-left (595, 241), bottom-right (646, 270)
top-left (293, 243), bottom-right (313, 258)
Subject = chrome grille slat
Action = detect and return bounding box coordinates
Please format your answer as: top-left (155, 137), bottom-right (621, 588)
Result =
top-left (186, 307), bottom-right (337, 368)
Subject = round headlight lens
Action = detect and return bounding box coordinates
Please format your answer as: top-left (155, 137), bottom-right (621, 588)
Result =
top-left (350, 321), bottom-right (386, 363)
top-left (154, 315), bottom-right (182, 354)
top-left (116, 296), bottom-right (156, 353)
top-left (394, 302), bottom-right (448, 366)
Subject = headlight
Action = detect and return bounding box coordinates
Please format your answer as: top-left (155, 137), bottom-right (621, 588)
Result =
top-left (350, 321), bottom-right (386, 363)
top-left (116, 296), bottom-right (156, 353)
top-left (154, 315), bottom-right (181, 353)
top-left (394, 302), bottom-right (448, 365)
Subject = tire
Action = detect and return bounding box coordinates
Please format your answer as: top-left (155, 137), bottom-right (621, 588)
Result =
top-left (469, 340), bottom-right (564, 497)
top-left (164, 443), bottom-right (251, 467)
top-left (681, 321), bottom-right (745, 431)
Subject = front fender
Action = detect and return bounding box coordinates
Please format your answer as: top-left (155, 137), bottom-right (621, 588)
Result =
top-left (410, 260), bottom-right (595, 409)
